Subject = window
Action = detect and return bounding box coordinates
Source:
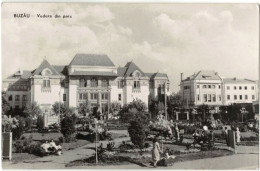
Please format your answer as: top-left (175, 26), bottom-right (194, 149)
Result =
top-left (184, 86), bottom-right (190, 90)
top-left (212, 94), bottom-right (216, 102)
top-left (234, 86), bottom-right (237, 90)
top-left (252, 95), bottom-right (255, 100)
top-left (79, 93), bottom-right (88, 100)
top-left (234, 95), bottom-right (237, 100)
top-left (244, 86), bottom-right (247, 90)
top-left (133, 81), bottom-right (140, 89)
top-left (219, 85), bottom-right (221, 89)
top-left (219, 95), bottom-right (221, 101)
top-left (208, 85), bottom-right (211, 89)
top-left (208, 94), bottom-right (212, 102)
top-left (239, 95), bottom-right (242, 100)
top-left (90, 77), bottom-right (98, 87)
top-left (23, 86), bottom-right (27, 91)
top-left (197, 85), bottom-right (200, 88)
top-left (118, 80), bottom-right (123, 88)
top-left (43, 80), bottom-right (50, 88)
top-left (90, 93), bottom-right (98, 100)
top-left (63, 94), bottom-right (66, 101)
top-left (79, 78), bottom-right (87, 87)
top-left (203, 85), bottom-right (207, 89)
top-left (239, 86), bottom-right (242, 90)
top-left (227, 95), bottom-right (230, 100)
top-left (203, 94), bottom-right (207, 102)
top-left (101, 93), bottom-right (108, 100)
top-left (197, 94), bottom-right (200, 101)
top-left (227, 86), bottom-right (230, 90)
top-left (101, 80), bottom-right (108, 87)
top-left (118, 94), bottom-right (122, 101)
top-left (212, 85), bottom-right (215, 89)
top-left (15, 105), bottom-right (19, 109)
top-left (252, 86), bottom-right (255, 90)
top-left (245, 95), bottom-right (248, 100)
top-left (8, 95), bottom-right (12, 101)
top-left (22, 95), bottom-right (27, 101)
top-left (15, 95), bottom-right (20, 101)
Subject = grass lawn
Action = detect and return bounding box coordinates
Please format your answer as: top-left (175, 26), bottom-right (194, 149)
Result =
top-left (66, 141), bottom-right (233, 167)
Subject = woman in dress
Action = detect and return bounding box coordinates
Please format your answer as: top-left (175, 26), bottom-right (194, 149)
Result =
top-left (152, 137), bottom-right (162, 167)
top-left (236, 127), bottom-right (241, 145)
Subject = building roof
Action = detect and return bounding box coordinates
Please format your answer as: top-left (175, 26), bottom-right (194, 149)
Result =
top-left (52, 65), bottom-right (68, 76)
top-left (70, 71), bottom-right (118, 77)
top-left (223, 78), bottom-right (257, 84)
top-left (6, 70), bottom-right (32, 80)
top-left (122, 61), bottom-right (146, 77)
top-left (69, 53), bottom-right (115, 67)
top-left (145, 72), bottom-right (168, 80)
top-left (32, 59), bottom-right (60, 76)
top-left (117, 67), bottom-right (127, 77)
top-left (183, 70), bottom-right (221, 81)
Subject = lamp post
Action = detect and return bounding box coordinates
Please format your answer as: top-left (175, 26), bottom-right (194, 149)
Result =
top-left (240, 107), bottom-right (248, 123)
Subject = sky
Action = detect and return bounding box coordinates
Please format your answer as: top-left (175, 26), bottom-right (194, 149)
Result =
top-left (1, 3), bottom-right (259, 93)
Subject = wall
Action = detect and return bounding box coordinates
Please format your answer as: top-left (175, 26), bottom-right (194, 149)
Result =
top-left (224, 83), bottom-right (258, 105)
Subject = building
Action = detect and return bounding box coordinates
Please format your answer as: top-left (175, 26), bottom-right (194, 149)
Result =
top-left (179, 70), bottom-right (258, 113)
top-left (179, 70), bottom-right (223, 112)
top-left (3, 53), bottom-right (170, 116)
top-left (223, 78), bottom-right (258, 105)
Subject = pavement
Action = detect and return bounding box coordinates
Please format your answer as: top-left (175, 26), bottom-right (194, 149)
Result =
top-left (2, 131), bottom-right (259, 169)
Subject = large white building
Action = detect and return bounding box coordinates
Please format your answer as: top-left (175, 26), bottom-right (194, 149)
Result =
top-left (3, 54), bottom-right (170, 115)
top-left (180, 70), bottom-right (258, 112)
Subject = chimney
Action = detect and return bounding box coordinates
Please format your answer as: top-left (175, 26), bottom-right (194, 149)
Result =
top-left (181, 73), bottom-right (183, 82)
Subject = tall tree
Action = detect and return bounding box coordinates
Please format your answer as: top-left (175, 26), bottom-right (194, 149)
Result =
top-left (2, 91), bottom-right (11, 116)
top-left (23, 102), bottom-right (42, 118)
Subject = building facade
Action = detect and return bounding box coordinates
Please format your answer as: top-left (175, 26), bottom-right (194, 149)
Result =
top-left (179, 70), bottom-right (258, 112)
top-left (3, 54), bottom-right (170, 115)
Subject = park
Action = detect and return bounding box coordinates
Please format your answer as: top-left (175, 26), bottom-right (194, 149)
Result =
top-left (2, 95), bottom-right (259, 169)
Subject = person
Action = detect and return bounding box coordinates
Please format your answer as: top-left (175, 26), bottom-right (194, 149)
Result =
top-left (223, 127), bottom-right (229, 146)
top-left (174, 123), bottom-right (180, 142)
top-left (152, 137), bottom-right (162, 167)
top-left (192, 130), bottom-right (200, 146)
top-left (235, 127), bottom-right (240, 145)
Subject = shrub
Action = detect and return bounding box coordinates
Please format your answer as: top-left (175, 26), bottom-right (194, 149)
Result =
top-left (144, 142), bottom-right (151, 148)
top-left (36, 115), bottom-right (45, 132)
top-left (106, 141), bottom-right (115, 151)
top-left (128, 112), bottom-right (148, 150)
top-left (12, 116), bottom-right (26, 140)
top-left (60, 114), bottom-right (77, 142)
top-left (58, 136), bottom-right (64, 143)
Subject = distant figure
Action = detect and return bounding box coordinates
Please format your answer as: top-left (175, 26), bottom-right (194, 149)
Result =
top-left (174, 123), bottom-right (180, 142)
top-left (152, 137), bottom-right (162, 167)
top-left (223, 127), bottom-right (229, 146)
top-left (236, 127), bottom-right (241, 144)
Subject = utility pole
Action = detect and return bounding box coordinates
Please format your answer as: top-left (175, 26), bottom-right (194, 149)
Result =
top-left (164, 82), bottom-right (167, 120)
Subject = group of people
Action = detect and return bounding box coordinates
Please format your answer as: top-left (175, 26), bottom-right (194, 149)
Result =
top-left (41, 139), bottom-right (62, 155)
top-left (223, 127), bottom-right (241, 145)
top-left (192, 126), bottom-right (214, 147)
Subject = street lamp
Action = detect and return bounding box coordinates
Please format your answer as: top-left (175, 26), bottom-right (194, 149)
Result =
top-left (240, 107), bottom-right (248, 123)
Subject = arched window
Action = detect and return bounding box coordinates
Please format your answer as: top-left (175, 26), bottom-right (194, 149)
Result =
top-left (91, 77), bottom-right (98, 87)
top-left (79, 78), bottom-right (87, 87)
top-left (101, 79), bottom-right (108, 87)
top-left (41, 68), bottom-right (52, 76)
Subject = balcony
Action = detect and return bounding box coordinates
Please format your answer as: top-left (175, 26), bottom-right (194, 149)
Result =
top-left (132, 88), bottom-right (141, 93)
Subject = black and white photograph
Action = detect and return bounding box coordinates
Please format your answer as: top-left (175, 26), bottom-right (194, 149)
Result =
top-left (1, 2), bottom-right (259, 169)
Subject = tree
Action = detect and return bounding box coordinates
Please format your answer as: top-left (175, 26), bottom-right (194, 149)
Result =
top-left (23, 102), bottom-right (42, 119)
top-left (109, 101), bottom-right (121, 117)
top-left (128, 112), bottom-right (149, 152)
top-left (2, 91), bottom-right (11, 116)
top-left (119, 99), bottom-right (147, 123)
top-left (36, 115), bottom-right (45, 132)
top-left (60, 114), bottom-right (77, 142)
top-left (77, 101), bottom-right (91, 116)
top-left (167, 93), bottom-right (183, 119)
top-left (52, 102), bottom-right (72, 117)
